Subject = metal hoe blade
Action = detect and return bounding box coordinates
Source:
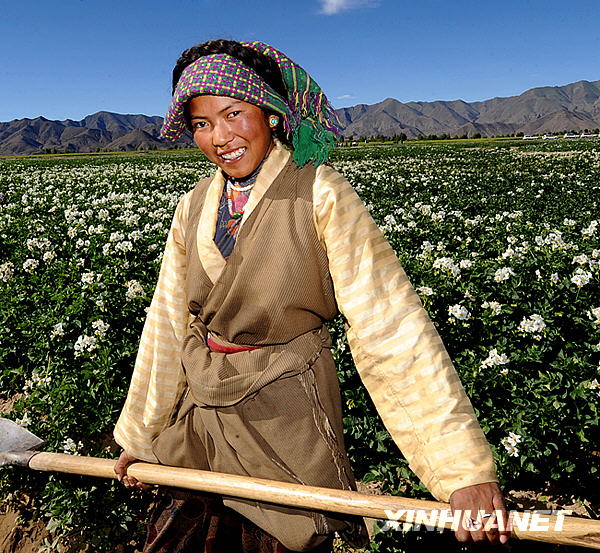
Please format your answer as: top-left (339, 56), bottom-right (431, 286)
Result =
top-left (0, 418), bottom-right (46, 467)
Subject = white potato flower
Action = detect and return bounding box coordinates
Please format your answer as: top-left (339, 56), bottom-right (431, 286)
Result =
top-left (74, 334), bottom-right (98, 357)
top-left (448, 304), bottom-right (471, 321)
top-left (0, 261), bottom-right (15, 281)
top-left (16, 413), bottom-right (32, 428)
top-left (494, 267), bottom-right (515, 282)
top-left (81, 272), bottom-right (95, 285)
top-left (114, 240), bottom-right (133, 253)
top-left (481, 301), bottom-right (502, 315)
top-left (518, 314), bottom-right (547, 339)
top-left (481, 348), bottom-right (510, 370)
top-left (500, 432), bottom-right (522, 457)
top-left (587, 307), bottom-right (600, 325)
top-left (572, 254), bottom-right (589, 265)
top-left (416, 286), bottom-right (434, 296)
top-left (433, 257), bottom-right (461, 278)
top-left (125, 280), bottom-right (145, 300)
top-left (571, 267), bottom-right (592, 288)
top-left (50, 323), bottom-right (65, 339)
top-left (22, 258), bottom-right (39, 273)
top-left (62, 437), bottom-right (83, 455)
top-left (91, 319), bottom-right (110, 338)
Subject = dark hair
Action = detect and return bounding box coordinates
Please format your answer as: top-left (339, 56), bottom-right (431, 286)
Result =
top-left (172, 39), bottom-right (290, 145)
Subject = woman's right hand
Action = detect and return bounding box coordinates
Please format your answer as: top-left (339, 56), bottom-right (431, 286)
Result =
top-left (114, 450), bottom-right (152, 491)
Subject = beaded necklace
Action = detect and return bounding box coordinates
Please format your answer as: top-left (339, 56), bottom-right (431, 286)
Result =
top-left (226, 180), bottom-right (254, 219)
top-left (223, 158), bottom-right (266, 220)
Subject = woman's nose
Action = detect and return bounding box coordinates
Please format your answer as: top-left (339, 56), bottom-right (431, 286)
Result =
top-left (212, 120), bottom-right (233, 147)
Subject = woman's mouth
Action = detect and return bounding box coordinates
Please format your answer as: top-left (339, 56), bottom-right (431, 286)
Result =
top-left (219, 147), bottom-right (247, 162)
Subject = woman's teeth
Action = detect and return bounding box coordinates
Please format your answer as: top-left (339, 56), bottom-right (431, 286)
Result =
top-left (220, 147), bottom-right (246, 160)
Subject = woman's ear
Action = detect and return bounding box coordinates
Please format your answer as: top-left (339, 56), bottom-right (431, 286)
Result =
top-left (266, 113), bottom-right (280, 130)
top-left (269, 115), bottom-right (279, 130)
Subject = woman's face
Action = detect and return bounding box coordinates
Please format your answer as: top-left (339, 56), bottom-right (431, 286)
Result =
top-left (188, 95), bottom-right (274, 179)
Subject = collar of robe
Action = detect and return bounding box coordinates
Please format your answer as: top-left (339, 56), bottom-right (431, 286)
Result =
top-left (196, 139), bottom-right (292, 284)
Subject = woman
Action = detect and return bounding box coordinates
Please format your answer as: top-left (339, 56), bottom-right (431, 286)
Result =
top-left (114, 40), bottom-right (509, 552)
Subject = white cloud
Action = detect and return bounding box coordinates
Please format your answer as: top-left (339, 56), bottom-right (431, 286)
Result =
top-left (319, 0), bottom-right (380, 15)
top-left (335, 94), bottom-right (356, 100)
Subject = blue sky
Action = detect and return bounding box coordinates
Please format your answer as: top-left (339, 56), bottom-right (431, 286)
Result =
top-left (1, 0), bottom-right (599, 122)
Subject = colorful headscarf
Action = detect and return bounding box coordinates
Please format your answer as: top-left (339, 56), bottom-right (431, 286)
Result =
top-left (160, 41), bottom-right (343, 167)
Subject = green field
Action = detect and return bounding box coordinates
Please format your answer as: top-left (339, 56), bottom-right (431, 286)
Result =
top-left (0, 140), bottom-right (598, 552)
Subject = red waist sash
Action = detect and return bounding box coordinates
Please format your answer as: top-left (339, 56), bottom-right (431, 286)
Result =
top-left (206, 334), bottom-right (263, 354)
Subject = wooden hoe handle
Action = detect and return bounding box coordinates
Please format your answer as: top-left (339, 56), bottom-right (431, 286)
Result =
top-left (28, 452), bottom-right (600, 549)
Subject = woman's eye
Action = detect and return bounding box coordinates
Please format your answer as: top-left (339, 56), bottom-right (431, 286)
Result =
top-left (193, 121), bottom-right (207, 130)
top-left (227, 110), bottom-right (241, 119)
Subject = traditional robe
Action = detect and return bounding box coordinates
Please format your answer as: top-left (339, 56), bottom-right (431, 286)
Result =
top-left (114, 141), bottom-right (498, 549)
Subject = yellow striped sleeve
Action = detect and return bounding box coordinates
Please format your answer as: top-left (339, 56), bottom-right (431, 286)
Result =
top-left (113, 190), bottom-right (193, 462)
top-left (313, 165), bottom-right (498, 502)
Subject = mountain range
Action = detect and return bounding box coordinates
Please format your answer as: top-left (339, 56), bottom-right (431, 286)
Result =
top-left (338, 79), bottom-right (600, 139)
top-left (1, 79), bottom-right (600, 155)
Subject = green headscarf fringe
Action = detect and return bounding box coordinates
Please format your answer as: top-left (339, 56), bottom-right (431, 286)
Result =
top-left (291, 119), bottom-right (336, 168)
top-left (241, 41), bottom-right (342, 168)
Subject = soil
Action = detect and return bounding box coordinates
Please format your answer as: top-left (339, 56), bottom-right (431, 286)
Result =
top-left (0, 395), bottom-right (20, 415)
top-left (0, 508), bottom-right (48, 553)
top-left (506, 487), bottom-right (596, 518)
top-left (1, 396), bottom-right (49, 553)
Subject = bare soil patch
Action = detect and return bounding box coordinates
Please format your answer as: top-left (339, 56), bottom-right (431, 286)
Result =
top-left (0, 508), bottom-right (48, 553)
top-left (0, 395), bottom-right (20, 415)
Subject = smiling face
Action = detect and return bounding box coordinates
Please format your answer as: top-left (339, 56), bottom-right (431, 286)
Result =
top-left (188, 95), bottom-right (274, 179)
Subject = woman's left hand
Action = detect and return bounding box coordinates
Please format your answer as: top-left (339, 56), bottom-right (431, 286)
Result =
top-left (449, 482), bottom-right (511, 545)
top-left (114, 449), bottom-right (152, 491)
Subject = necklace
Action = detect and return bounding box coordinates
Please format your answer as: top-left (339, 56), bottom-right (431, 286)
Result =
top-left (229, 180), bottom-right (255, 192)
top-left (226, 180), bottom-right (253, 219)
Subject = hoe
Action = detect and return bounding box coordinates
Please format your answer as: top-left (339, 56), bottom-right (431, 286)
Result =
top-left (1, 418), bottom-right (599, 549)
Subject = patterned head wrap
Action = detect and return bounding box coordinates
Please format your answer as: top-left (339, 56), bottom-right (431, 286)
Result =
top-left (160, 41), bottom-right (342, 167)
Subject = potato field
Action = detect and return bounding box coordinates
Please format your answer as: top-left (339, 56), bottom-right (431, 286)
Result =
top-left (0, 140), bottom-right (598, 552)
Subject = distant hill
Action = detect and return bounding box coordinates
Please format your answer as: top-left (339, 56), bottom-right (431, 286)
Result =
top-left (1, 79), bottom-right (600, 155)
top-left (0, 111), bottom-right (191, 155)
top-left (337, 79), bottom-right (600, 139)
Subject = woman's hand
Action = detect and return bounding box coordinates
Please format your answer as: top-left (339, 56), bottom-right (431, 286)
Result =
top-left (114, 450), bottom-right (152, 491)
top-left (450, 482), bottom-right (511, 545)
